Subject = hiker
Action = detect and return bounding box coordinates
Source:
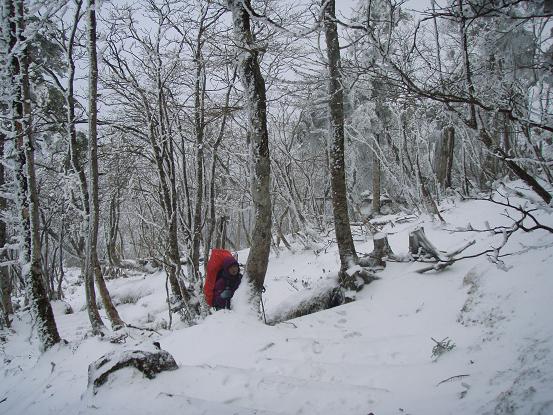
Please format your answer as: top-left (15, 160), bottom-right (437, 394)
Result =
top-left (212, 257), bottom-right (242, 310)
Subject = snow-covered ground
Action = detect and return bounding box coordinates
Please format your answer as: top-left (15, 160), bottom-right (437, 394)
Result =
top-left (1, 186), bottom-right (553, 414)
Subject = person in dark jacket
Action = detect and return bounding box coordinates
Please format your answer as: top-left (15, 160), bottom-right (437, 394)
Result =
top-left (213, 257), bottom-right (242, 310)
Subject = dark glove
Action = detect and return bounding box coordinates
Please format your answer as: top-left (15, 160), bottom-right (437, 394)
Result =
top-left (220, 288), bottom-right (233, 299)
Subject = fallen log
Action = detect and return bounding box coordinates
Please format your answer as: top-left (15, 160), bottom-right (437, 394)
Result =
top-left (267, 286), bottom-right (344, 325)
top-left (88, 349), bottom-right (178, 394)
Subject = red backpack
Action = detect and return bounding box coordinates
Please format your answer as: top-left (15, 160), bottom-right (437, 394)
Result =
top-left (204, 249), bottom-right (235, 306)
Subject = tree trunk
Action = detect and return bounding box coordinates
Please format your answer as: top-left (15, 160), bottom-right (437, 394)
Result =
top-left (149, 123), bottom-right (183, 302)
top-left (190, 46), bottom-right (205, 283)
top-left (229, 0), bottom-right (272, 304)
top-left (359, 233), bottom-right (395, 268)
top-left (372, 134), bottom-right (381, 215)
top-left (409, 227), bottom-right (444, 261)
top-left (107, 191), bottom-right (122, 269)
top-left (434, 126), bottom-right (455, 189)
top-left (455, 0), bottom-right (550, 203)
top-left (479, 128), bottom-right (551, 204)
top-left (65, 0), bottom-right (88, 266)
top-left (322, 0), bottom-right (358, 275)
top-left (240, 198), bottom-right (252, 248)
top-left (11, 0), bottom-right (60, 349)
top-left (63, 0), bottom-right (103, 332)
top-left (0, 134), bottom-right (14, 327)
top-left (457, 0), bottom-right (477, 129)
top-left (215, 216), bottom-right (228, 249)
top-left (267, 286), bottom-right (344, 325)
top-left (57, 212), bottom-right (65, 299)
top-left (204, 72), bottom-right (235, 272)
top-left (416, 154), bottom-right (445, 222)
top-left (87, 0), bottom-right (123, 331)
top-left (41, 213), bottom-right (53, 298)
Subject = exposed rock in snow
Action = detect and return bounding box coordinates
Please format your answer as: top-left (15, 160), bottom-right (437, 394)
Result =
top-left (88, 349), bottom-right (178, 393)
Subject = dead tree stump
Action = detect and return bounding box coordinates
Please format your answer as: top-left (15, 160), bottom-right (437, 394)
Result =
top-left (408, 226), bottom-right (475, 273)
top-left (359, 232), bottom-right (395, 268)
top-left (409, 227), bottom-right (446, 261)
top-left (372, 233), bottom-right (394, 262)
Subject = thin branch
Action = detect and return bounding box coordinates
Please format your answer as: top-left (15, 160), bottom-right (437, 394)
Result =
top-left (436, 374), bottom-right (470, 386)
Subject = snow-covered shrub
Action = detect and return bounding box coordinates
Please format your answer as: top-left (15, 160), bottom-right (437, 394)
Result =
top-left (61, 301), bottom-right (73, 314)
top-left (431, 337), bottom-right (456, 361)
top-left (112, 286), bottom-right (153, 306)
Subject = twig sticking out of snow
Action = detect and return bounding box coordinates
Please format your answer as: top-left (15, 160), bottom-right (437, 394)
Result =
top-left (436, 374), bottom-right (470, 386)
top-left (431, 337), bottom-right (456, 360)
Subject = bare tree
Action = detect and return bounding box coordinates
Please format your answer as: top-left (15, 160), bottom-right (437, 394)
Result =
top-left (101, 3), bottom-right (198, 314)
top-left (228, 0), bottom-right (272, 305)
top-left (4, 0), bottom-right (60, 349)
top-left (372, 134), bottom-right (381, 216)
top-left (86, 0), bottom-right (124, 331)
top-left (352, 0), bottom-right (552, 204)
top-left (434, 126), bottom-right (455, 189)
top-left (322, 0), bottom-right (358, 276)
top-left (0, 134), bottom-right (13, 327)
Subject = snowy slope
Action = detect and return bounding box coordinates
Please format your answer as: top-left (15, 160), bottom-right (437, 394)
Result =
top-left (1, 189), bottom-right (553, 415)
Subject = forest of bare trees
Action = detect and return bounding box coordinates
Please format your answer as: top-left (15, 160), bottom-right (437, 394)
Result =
top-left (1, 0), bottom-right (551, 349)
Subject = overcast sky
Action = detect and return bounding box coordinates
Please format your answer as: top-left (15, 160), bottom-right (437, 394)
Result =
top-left (333, 0), bottom-right (431, 18)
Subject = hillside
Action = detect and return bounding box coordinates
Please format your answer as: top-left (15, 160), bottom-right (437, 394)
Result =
top-left (1, 189), bottom-right (553, 415)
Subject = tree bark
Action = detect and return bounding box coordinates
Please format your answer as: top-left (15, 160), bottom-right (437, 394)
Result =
top-left (229, 0), bottom-right (272, 302)
top-left (359, 233), bottom-right (395, 267)
top-left (10, 0), bottom-right (60, 349)
top-left (57, 211), bottom-right (65, 299)
top-left (204, 71), bottom-right (235, 272)
top-left (434, 126), bottom-right (455, 189)
top-left (0, 134), bottom-right (13, 327)
top-left (409, 227), bottom-right (445, 261)
top-left (86, 0), bottom-right (123, 331)
top-left (190, 41), bottom-right (206, 283)
top-left (416, 154), bottom-right (445, 222)
top-left (322, 0), bottom-right (358, 273)
top-left (372, 134), bottom-right (381, 215)
top-left (62, 0), bottom-right (104, 332)
top-left (107, 191), bottom-right (122, 269)
top-left (65, 0), bottom-right (89, 263)
top-left (457, 0), bottom-right (477, 129)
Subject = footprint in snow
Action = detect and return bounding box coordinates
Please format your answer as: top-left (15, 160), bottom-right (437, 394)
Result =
top-left (312, 340), bottom-right (322, 354)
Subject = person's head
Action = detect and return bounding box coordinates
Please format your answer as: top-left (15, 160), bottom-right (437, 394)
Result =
top-left (228, 263), bottom-right (239, 276)
top-left (223, 257), bottom-right (240, 277)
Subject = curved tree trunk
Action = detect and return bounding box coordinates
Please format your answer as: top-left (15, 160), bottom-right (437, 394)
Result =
top-left (86, 0), bottom-right (124, 331)
top-left (64, 0), bottom-right (104, 333)
top-left (228, 0), bottom-right (272, 305)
